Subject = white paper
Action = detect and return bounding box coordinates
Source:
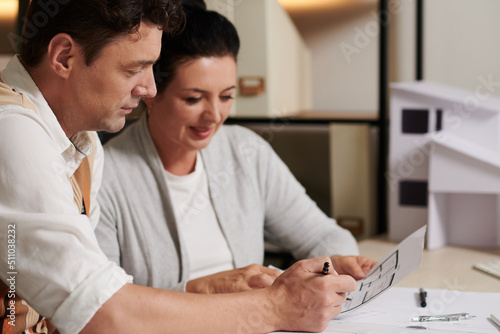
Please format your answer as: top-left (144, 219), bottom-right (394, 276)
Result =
top-left (274, 287), bottom-right (500, 333)
top-left (330, 287), bottom-right (500, 333)
top-left (340, 225), bottom-right (427, 314)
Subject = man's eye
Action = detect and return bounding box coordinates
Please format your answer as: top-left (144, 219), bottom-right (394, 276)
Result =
top-left (127, 69), bottom-right (141, 75)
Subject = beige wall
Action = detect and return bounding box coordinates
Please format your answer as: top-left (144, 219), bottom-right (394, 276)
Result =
top-left (233, 0), bottom-right (270, 116)
top-left (392, 0), bottom-right (500, 95)
top-left (282, 0), bottom-right (500, 113)
top-left (266, 0), bottom-right (311, 115)
top-left (206, 0), bottom-right (235, 21)
top-left (285, 0), bottom-right (380, 114)
top-left (209, 0), bottom-right (311, 117)
top-left (306, 13), bottom-right (378, 113)
top-left (390, 0), bottom-right (416, 83)
top-left (424, 0), bottom-right (500, 96)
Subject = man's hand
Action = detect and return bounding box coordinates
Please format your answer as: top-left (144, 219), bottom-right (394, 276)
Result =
top-left (81, 258), bottom-right (356, 333)
top-left (331, 255), bottom-right (377, 280)
top-left (267, 257), bottom-right (357, 333)
top-left (186, 264), bottom-right (282, 294)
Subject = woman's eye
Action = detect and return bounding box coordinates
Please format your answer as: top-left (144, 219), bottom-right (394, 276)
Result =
top-left (186, 97), bottom-right (202, 104)
top-left (221, 95), bottom-right (234, 101)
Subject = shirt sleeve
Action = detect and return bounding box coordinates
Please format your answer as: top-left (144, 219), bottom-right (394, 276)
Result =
top-left (95, 174), bottom-right (122, 266)
top-left (0, 108), bottom-right (132, 334)
top-left (253, 132), bottom-right (360, 259)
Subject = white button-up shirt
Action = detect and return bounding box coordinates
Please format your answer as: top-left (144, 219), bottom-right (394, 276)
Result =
top-left (0, 56), bottom-right (132, 334)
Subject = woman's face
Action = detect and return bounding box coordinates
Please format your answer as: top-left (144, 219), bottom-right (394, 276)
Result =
top-left (146, 55), bottom-right (236, 153)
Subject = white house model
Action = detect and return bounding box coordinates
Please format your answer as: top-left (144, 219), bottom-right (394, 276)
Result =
top-left (388, 81), bottom-right (500, 249)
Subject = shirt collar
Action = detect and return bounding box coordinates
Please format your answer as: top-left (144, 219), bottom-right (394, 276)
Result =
top-left (1, 56), bottom-right (93, 174)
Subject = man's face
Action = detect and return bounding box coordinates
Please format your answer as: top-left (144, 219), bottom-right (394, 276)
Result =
top-left (68, 22), bottom-right (162, 134)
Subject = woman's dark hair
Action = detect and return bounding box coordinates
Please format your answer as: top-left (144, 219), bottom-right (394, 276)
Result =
top-left (153, 0), bottom-right (240, 94)
top-left (19, 0), bottom-right (184, 68)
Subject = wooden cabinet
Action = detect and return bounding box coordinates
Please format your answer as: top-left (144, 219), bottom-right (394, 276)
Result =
top-left (207, 0), bottom-right (311, 117)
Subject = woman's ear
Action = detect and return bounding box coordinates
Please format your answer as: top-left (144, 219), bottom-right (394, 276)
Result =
top-left (46, 33), bottom-right (78, 79)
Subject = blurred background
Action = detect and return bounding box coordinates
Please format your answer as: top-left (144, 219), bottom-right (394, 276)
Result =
top-left (2, 0), bottom-right (500, 242)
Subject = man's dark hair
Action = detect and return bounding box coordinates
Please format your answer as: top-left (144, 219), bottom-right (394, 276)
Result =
top-left (19, 0), bottom-right (184, 68)
top-left (154, 0), bottom-right (240, 94)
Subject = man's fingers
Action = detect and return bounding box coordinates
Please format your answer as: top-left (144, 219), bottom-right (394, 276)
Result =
top-left (290, 257), bottom-right (332, 274)
top-left (331, 255), bottom-right (378, 279)
top-left (327, 274), bottom-right (357, 293)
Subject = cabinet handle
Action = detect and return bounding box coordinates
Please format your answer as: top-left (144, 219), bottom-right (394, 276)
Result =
top-left (239, 77), bottom-right (265, 95)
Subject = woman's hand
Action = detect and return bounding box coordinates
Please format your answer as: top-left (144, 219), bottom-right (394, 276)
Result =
top-left (186, 264), bottom-right (282, 294)
top-left (331, 255), bottom-right (377, 280)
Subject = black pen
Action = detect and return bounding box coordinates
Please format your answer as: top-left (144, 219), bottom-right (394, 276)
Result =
top-left (322, 262), bottom-right (330, 275)
top-left (419, 288), bottom-right (427, 307)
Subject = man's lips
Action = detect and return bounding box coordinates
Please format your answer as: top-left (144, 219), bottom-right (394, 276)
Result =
top-left (121, 106), bottom-right (138, 113)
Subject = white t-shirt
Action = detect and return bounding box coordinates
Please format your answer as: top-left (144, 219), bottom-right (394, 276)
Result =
top-left (164, 153), bottom-right (234, 279)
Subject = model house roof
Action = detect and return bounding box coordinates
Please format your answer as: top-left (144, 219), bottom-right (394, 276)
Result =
top-left (427, 132), bottom-right (500, 169)
top-left (391, 81), bottom-right (500, 114)
top-left (427, 131), bottom-right (500, 195)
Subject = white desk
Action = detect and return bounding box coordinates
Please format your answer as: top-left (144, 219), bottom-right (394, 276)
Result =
top-left (358, 239), bottom-right (500, 292)
top-left (272, 239), bottom-right (500, 333)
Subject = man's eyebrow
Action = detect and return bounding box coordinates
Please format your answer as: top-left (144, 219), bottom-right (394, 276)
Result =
top-left (128, 57), bottom-right (160, 66)
top-left (136, 61), bottom-right (155, 66)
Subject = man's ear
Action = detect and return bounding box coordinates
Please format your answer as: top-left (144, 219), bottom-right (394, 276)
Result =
top-left (46, 33), bottom-right (79, 79)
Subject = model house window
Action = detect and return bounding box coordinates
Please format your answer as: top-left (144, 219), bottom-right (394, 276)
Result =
top-left (402, 109), bottom-right (429, 134)
top-left (436, 109), bottom-right (443, 131)
top-left (399, 180), bottom-right (428, 207)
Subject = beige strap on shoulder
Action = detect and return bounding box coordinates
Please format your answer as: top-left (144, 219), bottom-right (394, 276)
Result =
top-left (0, 77), bottom-right (67, 333)
top-left (0, 79), bottom-right (95, 215)
top-left (70, 136), bottom-right (95, 216)
top-left (0, 82), bottom-right (36, 111)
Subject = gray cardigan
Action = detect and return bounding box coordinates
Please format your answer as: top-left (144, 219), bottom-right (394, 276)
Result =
top-left (95, 114), bottom-right (359, 291)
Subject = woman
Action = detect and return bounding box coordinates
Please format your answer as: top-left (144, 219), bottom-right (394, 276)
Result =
top-left (95, 0), bottom-right (376, 294)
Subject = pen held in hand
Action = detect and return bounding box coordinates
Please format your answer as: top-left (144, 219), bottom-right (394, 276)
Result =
top-left (321, 262), bottom-right (352, 301)
top-left (321, 262), bottom-right (330, 275)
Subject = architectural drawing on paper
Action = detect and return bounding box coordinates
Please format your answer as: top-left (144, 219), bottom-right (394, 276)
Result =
top-left (388, 81), bottom-right (500, 249)
top-left (339, 226), bottom-right (425, 315)
top-left (342, 250), bottom-right (399, 313)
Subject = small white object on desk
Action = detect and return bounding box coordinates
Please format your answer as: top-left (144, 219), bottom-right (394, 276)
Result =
top-left (473, 260), bottom-right (500, 279)
top-left (491, 314), bottom-right (500, 328)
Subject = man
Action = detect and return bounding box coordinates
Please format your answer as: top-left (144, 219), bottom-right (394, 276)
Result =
top-left (0, 1), bottom-right (356, 333)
